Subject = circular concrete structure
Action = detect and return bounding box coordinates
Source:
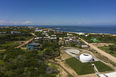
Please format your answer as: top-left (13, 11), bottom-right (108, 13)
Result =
top-left (80, 54), bottom-right (93, 63)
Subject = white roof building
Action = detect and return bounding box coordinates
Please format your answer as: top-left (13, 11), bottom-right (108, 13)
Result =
top-left (79, 33), bottom-right (85, 35)
top-left (80, 54), bottom-right (94, 63)
top-left (35, 29), bottom-right (42, 32)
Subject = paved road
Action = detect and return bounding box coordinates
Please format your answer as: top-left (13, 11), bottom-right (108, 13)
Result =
top-left (80, 38), bottom-right (116, 64)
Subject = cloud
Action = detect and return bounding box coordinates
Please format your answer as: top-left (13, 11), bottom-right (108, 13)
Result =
top-left (23, 21), bottom-right (33, 24)
top-left (0, 20), bottom-right (33, 25)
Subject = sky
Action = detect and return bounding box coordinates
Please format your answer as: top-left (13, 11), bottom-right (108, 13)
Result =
top-left (0, 0), bottom-right (116, 25)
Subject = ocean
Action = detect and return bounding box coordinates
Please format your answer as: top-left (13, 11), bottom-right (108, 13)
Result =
top-left (1, 25), bottom-right (116, 34)
top-left (35, 25), bottom-right (116, 34)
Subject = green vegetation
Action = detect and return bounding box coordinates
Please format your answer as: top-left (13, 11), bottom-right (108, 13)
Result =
top-left (0, 41), bottom-right (20, 49)
top-left (0, 32), bottom-right (33, 49)
top-left (98, 45), bottom-right (116, 57)
top-left (0, 27), bottom-right (61, 77)
top-left (78, 34), bottom-right (116, 43)
top-left (0, 28), bottom-right (34, 34)
top-left (71, 43), bottom-right (76, 47)
top-left (65, 57), bottom-right (113, 75)
top-left (91, 38), bottom-right (99, 42)
top-left (0, 46), bottom-right (59, 77)
top-left (48, 31), bottom-right (67, 37)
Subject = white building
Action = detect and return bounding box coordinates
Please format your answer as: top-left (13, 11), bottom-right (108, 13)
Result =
top-left (79, 33), bottom-right (85, 35)
top-left (80, 54), bottom-right (94, 63)
top-left (35, 28), bottom-right (42, 32)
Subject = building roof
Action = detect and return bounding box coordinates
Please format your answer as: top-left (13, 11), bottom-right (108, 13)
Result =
top-left (80, 54), bottom-right (93, 63)
top-left (81, 45), bottom-right (88, 47)
top-left (28, 43), bottom-right (40, 46)
top-left (99, 72), bottom-right (116, 77)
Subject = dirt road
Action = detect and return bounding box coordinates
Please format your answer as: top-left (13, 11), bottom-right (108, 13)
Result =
top-left (31, 33), bottom-right (36, 37)
top-left (80, 38), bottom-right (116, 64)
top-left (15, 38), bottom-right (34, 48)
top-left (0, 49), bottom-right (6, 51)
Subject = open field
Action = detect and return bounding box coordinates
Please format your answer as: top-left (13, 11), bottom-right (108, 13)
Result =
top-left (0, 35), bottom-right (33, 50)
top-left (0, 41), bottom-right (20, 49)
top-left (14, 36), bottom-right (33, 40)
top-left (91, 43), bottom-right (113, 47)
top-left (98, 46), bottom-right (116, 57)
top-left (65, 57), bottom-right (114, 75)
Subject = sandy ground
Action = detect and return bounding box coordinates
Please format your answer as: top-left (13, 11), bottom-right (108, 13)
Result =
top-left (31, 33), bottom-right (37, 37)
top-left (78, 74), bottom-right (96, 77)
top-left (80, 38), bottom-right (116, 64)
top-left (57, 65), bottom-right (68, 77)
top-left (91, 43), bottom-right (113, 47)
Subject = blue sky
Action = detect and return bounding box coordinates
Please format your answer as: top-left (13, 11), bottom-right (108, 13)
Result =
top-left (0, 0), bottom-right (116, 25)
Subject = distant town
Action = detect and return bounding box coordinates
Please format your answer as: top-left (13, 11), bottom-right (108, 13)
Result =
top-left (0, 26), bottom-right (116, 77)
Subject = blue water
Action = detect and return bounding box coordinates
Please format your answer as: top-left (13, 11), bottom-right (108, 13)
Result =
top-left (35, 25), bottom-right (116, 34)
top-left (1, 25), bottom-right (116, 34)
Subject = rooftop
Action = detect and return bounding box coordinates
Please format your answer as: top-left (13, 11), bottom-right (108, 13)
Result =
top-left (28, 43), bottom-right (40, 46)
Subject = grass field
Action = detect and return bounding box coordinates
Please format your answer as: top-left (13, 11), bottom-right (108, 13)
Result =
top-left (65, 57), bottom-right (113, 75)
top-left (0, 36), bottom-right (33, 50)
top-left (98, 46), bottom-right (116, 57)
top-left (15, 36), bottom-right (33, 40)
top-left (0, 41), bottom-right (20, 49)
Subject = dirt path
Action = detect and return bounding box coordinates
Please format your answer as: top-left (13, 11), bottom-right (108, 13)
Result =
top-left (15, 33), bottom-right (35, 48)
top-left (15, 38), bottom-right (33, 48)
top-left (80, 38), bottom-right (116, 64)
top-left (0, 49), bottom-right (6, 51)
top-left (31, 33), bottom-right (36, 37)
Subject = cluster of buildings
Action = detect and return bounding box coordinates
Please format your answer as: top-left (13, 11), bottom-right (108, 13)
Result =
top-left (27, 28), bottom-right (90, 50)
top-left (34, 35), bottom-right (57, 42)
top-left (59, 33), bottom-right (81, 45)
top-left (0, 26), bottom-right (34, 29)
top-left (0, 26), bottom-right (35, 34)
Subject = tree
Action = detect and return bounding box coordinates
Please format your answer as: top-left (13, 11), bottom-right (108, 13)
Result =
top-left (71, 43), bottom-right (76, 47)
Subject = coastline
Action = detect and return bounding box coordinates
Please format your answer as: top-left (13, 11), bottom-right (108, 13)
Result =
top-left (66, 31), bottom-right (116, 36)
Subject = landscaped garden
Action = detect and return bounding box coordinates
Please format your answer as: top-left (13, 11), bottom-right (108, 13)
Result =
top-left (65, 57), bottom-right (113, 75)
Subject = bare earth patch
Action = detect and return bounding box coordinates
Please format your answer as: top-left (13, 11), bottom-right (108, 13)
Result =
top-left (91, 43), bottom-right (113, 47)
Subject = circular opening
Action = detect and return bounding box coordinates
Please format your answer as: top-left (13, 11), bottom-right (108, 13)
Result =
top-left (83, 54), bottom-right (89, 56)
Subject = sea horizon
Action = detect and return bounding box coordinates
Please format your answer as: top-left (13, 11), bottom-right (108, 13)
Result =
top-left (1, 25), bottom-right (116, 34)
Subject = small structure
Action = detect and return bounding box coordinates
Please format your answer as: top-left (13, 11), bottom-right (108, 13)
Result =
top-left (28, 43), bottom-right (40, 50)
top-left (35, 29), bottom-right (42, 32)
top-left (85, 34), bottom-right (89, 37)
top-left (81, 45), bottom-right (89, 49)
top-left (79, 54), bottom-right (94, 63)
top-left (34, 37), bottom-right (42, 41)
top-left (91, 38), bottom-right (99, 42)
top-left (54, 30), bottom-right (62, 34)
top-left (50, 35), bottom-right (56, 41)
top-left (65, 49), bottom-right (80, 57)
top-left (11, 31), bottom-right (21, 34)
top-left (79, 33), bottom-right (85, 35)
top-left (0, 32), bottom-right (7, 34)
